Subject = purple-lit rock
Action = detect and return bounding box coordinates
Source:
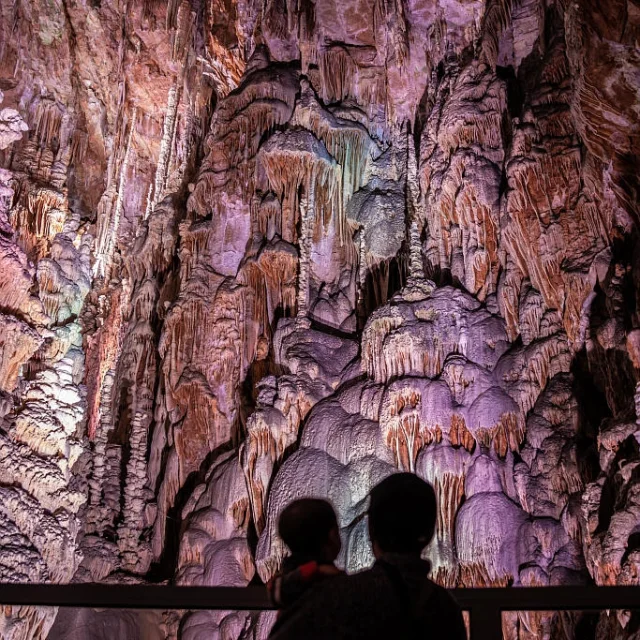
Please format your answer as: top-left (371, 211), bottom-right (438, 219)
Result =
top-left (0, 0), bottom-right (637, 638)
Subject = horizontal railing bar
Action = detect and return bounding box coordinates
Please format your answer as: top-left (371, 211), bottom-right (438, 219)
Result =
top-left (0, 584), bottom-right (637, 612)
top-left (0, 585), bottom-right (274, 610)
top-left (454, 586), bottom-right (640, 611)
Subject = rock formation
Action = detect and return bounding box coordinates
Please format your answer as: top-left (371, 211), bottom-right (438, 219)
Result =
top-left (0, 0), bottom-right (638, 639)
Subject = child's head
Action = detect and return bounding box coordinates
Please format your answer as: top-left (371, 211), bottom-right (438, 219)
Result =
top-left (368, 473), bottom-right (437, 558)
top-left (278, 498), bottom-right (341, 563)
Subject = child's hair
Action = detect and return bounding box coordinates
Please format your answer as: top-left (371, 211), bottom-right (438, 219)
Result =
top-left (368, 473), bottom-right (437, 553)
top-left (278, 498), bottom-right (338, 556)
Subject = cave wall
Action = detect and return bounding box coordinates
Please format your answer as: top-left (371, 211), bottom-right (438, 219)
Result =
top-left (0, 0), bottom-right (639, 638)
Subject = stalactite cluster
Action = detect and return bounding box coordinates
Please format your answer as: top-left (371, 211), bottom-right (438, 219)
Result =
top-left (0, 0), bottom-right (638, 639)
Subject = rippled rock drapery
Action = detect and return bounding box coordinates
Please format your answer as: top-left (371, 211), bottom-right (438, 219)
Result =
top-left (0, 0), bottom-right (638, 639)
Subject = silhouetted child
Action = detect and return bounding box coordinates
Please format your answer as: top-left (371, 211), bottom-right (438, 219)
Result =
top-left (269, 475), bottom-right (466, 639)
top-left (268, 498), bottom-right (343, 610)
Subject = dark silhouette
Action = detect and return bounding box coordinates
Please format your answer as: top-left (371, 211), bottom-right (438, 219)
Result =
top-left (278, 498), bottom-right (342, 569)
top-left (269, 474), bottom-right (467, 639)
top-left (268, 498), bottom-right (343, 610)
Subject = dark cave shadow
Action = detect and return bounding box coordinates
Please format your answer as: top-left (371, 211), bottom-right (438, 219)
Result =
top-left (147, 440), bottom-right (236, 583)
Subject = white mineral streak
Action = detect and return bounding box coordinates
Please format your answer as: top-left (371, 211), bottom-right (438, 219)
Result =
top-left (296, 177), bottom-right (314, 320)
top-left (95, 108), bottom-right (137, 280)
top-left (406, 129), bottom-right (426, 284)
top-left (146, 82), bottom-right (180, 219)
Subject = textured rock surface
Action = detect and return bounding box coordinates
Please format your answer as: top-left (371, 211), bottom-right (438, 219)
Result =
top-left (0, 0), bottom-right (638, 639)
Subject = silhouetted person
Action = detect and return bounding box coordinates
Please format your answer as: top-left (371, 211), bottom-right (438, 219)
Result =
top-left (269, 473), bottom-right (467, 639)
top-left (268, 498), bottom-right (342, 611)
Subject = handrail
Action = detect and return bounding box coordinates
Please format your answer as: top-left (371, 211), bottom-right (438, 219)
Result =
top-left (0, 584), bottom-right (637, 639)
top-left (0, 584), bottom-right (274, 611)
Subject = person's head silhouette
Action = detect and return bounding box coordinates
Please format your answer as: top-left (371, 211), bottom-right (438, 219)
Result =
top-left (278, 498), bottom-right (341, 564)
top-left (367, 473), bottom-right (437, 558)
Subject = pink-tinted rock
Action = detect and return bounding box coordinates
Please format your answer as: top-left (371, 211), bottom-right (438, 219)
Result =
top-left (0, 1), bottom-right (638, 639)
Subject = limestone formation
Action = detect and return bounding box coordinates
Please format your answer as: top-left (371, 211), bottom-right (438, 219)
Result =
top-left (0, 1), bottom-right (638, 639)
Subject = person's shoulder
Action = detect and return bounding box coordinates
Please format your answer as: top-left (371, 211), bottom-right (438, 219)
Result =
top-left (315, 566), bottom-right (377, 593)
top-left (426, 580), bottom-right (463, 615)
top-left (341, 565), bottom-right (393, 591)
top-left (422, 580), bottom-right (467, 639)
top-left (310, 565), bottom-right (393, 608)
top-left (269, 570), bottom-right (390, 640)
top-left (429, 580), bottom-right (461, 606)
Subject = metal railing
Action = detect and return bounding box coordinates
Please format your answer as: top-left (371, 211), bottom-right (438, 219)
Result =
top-left (0, 583), bottom-right (638, 639)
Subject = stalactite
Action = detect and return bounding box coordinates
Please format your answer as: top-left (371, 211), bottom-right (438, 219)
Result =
top-left (28, 188), bottom-right (66, 239)
top-left (434, 473), bottom-right (465, 541)
top-left (440, 113), bottom-right (504, 161)
top-left (246, 244), bottom-right (298, 327)
top-left (0, 4), bottom-right (634, 637)
top-left (6, 187), bottom-right (67, 262)
top-left (476, 412), bottom-right (526, 458)
top-left (318, 46), bottom-right (356, 104)
top-left (146, 82), bottom-right (179, 219)
top-left (480, 0), bottom-right (513, 65)
top-left (290, 81), bottom-right (375, 230)
top-left (259, 131), bottom-right (340, 244)
top-left (361, 311), bottom-right (404, 382)
top-left (171, 0), bottom-right (192, 63)
top-left (374, 0), bottom-right (409, 67)
top-left (380, 386), bottom-right (443, 472)
top-left (450, 414), bottom-right (476, 452)
top-left (94, 108), bottom-right (137, 280)
top-left (33, 101), bottom-right (63, 149)
top-left (296, 180), bottom-right (314, 321)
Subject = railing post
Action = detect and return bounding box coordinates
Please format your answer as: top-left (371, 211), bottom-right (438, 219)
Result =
top-left (469, 605), bottom-right (502, 640)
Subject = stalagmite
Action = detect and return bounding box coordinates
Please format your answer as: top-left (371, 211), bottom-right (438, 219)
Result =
top-left (408, 220), bottom-right (424, 282)
top-left (86, 371), bottom-right (115, 535)
top-left (117, 381), bottom-right (154, 573)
